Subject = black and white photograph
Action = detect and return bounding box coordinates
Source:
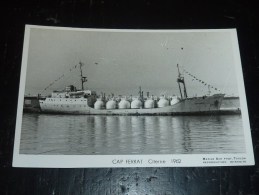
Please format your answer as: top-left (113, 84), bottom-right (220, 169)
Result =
top-left (13, 25), bottom-right (254, 167)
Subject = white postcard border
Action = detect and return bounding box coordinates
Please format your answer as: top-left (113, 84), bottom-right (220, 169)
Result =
top-left (13, 25), bottom-right (255, 168)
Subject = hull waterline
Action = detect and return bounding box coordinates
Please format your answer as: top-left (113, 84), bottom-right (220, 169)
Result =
top-left (39, 94), bottom-right (229, 115)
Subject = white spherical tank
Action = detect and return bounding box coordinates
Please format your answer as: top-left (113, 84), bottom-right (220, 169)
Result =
top-left (157, 96), bottom-right (169, 108)
top-left (170, 96), bottom-right (180, 105)
top-left (131, 98), bottom-right (142, 109)
top-left (144, 99), bottom-right (154, 108)
top-left (106, 99), bottom-right (117, 109)
top-left (118, 98), bottom-right (130, 109)
top-left (94, 99), bottom-right (105, 109)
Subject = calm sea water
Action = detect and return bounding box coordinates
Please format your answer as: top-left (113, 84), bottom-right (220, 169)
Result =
top-left (20, 113), bottom-right (245, 155)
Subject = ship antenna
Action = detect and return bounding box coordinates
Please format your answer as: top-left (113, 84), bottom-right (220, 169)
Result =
top-left (79, 61), bottom-right (87, 90)
top-left (177, 64), bottom-right (188, 99)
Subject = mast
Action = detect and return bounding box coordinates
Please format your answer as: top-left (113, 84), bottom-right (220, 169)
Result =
top-left (79, 61), bottom-right (87, 90)
top-left (139, 86), bottom-right (143, 99)
top-left (177, 64), bottom-right (188, 99)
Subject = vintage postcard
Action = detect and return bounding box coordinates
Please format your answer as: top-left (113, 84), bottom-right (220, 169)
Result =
top-left (13, 25), bottom-right (254, 167)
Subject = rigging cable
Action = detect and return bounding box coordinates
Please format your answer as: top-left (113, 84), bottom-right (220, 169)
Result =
top-left (39, 62), bottom-right (84, 94)
top-left (183, 69), bottom-right (222, 93)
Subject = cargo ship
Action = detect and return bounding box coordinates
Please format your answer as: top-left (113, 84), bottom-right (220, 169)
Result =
top-left (36, 62), bottom-right (235, 115)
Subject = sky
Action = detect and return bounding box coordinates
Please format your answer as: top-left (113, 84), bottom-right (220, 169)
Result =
top-left (24, 27), bottom-right (240, 97)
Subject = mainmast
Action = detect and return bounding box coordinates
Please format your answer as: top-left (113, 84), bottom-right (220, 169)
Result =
top-left (79, 61), bottom-right (87, 90)
top-left (177, 64), bottom-right (188, 99)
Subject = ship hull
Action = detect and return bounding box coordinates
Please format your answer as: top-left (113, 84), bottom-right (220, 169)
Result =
top-left (39, 94), bottom-right (226, 115)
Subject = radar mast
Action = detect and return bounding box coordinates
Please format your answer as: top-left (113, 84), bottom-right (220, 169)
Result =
top-left (79, 61), bottom-right (87, 90)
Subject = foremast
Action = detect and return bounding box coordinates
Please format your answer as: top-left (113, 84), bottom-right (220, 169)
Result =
top-left (177, 64), bottom-right (188, 99)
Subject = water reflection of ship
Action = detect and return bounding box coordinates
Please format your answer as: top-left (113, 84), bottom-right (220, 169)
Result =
top-left (25, 62), bottom-right (240, 115)
top-left (20, 114), bottom-right (245, 155)
top-left (130, 116), bottom-right (146, 153)
top-left (179, 116), bottom-right (193, 153)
